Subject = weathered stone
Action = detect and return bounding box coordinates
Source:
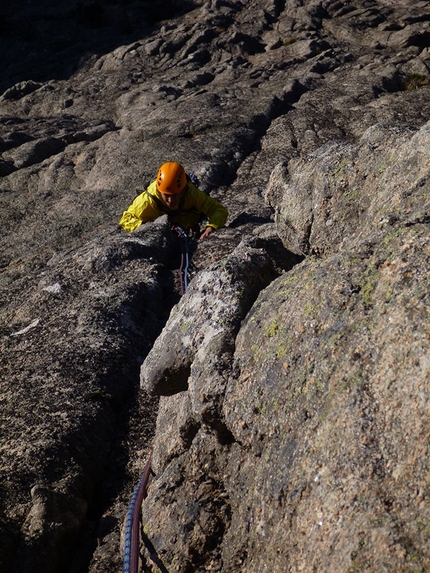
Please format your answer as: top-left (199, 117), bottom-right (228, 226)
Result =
top-left (1, 80), bottom-right (43, 101)
top-left (1, 1), bottom-right (430, 572)
top-left (151, 392), bottom-right (198, 473)
top-left (141, 237), bottom-right (281, 399)
top-left (142, 122), bottom-right (430, 573)
top-left (270, 122), bottom-right (430, 256)
top-left (4, 136), bottom-right (66, 169)
top-left (219, 228), bottom-right (430, 572)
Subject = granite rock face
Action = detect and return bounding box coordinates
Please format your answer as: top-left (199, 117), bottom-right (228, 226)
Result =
top-left (1, 1), bottom-right (430, 572)
top-left (140, 121), bottom-right (430, 573)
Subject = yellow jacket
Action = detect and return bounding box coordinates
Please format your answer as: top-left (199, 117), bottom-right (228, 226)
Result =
top-left (119, 180), bottom-right (228, 232)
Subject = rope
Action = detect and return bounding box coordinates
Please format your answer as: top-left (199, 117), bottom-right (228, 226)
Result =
top-left (123, 451), bottom-right (153, 573)
top-left (180, 234), bottom-right (189, 295)
top-left (172, 225), bottom-right (190, 296)
top-left (123, 225), bottom-right (190, 572)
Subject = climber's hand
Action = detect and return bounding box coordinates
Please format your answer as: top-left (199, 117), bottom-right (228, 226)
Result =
top-left (199, 226), bottom-right (214, 240)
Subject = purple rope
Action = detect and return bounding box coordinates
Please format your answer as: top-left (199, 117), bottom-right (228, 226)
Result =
top-left (123, 451), bottom-right (152, 573)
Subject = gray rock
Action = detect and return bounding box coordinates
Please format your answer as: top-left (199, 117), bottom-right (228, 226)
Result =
top-left (141, 118), bottom-right (430, 573)
top-left (1, 1), bottom-right (430, 572)
top-left (271, 122), bottom-right (430, 256)
top-left (1, 80), bottom-right (43, 101)
top-left (141, 237), bottom-right (280, 402)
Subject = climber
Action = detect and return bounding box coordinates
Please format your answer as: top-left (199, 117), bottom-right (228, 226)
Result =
top-left (119, 161), bottom-right (228, 240)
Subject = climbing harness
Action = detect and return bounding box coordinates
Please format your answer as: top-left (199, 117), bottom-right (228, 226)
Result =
top-left (171, 224), bottom-right (190, 295)
top-left (123, 451), bottom-right (153, 573)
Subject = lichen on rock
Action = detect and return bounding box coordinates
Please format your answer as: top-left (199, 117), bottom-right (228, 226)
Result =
top-left (1, 0), bottom-right (430, 572)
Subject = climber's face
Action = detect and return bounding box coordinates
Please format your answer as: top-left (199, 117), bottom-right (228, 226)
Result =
top-left (160, 192), bottom-right (182, 208)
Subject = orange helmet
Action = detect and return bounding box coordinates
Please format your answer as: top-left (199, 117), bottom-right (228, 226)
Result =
top-left (156, 162), bottom-right (187, 194)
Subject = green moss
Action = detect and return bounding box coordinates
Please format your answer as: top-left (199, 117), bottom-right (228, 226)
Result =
top-left (275, 344), bottom-right (289, 359)
top-left (180, 320), bottom-right (191, 333)
top-left (384, 285), bottom-right (394, 303)
top-left (340, 368), bottom-right (367, 391)
top-left (303, 300), bottom-right (321, 319)
top-left (251, 343), bottom-right (260, 357)
top-left (283, 36), bottom-right (297, 46)
top-left (359, 266), bottom-right (379, 308)
top-left (271, 399), bottom-right (280, 413)
top-left (333, 157), bottom-right (350, 179)
top-left (345, 255), bottom-right (360, 267)
top-left (312, 376), bottom-right (325, 396)
top-left (369, 515), bottom-right (386, 527)
top-left (343, 186), bottom-right (360, 204)
top-left (284, 368), bottom-right (326, 414)
top-left (406, 551), bottom-right (425, 567)
top-left (303, 300), bottom-right (313, 317)
top-left (328, 331), bottom-right (343, 348)
top-left (278, 272), bottom-right (300, 295)
top-left (416, 518), bottom-right (430, 537)
top-left (349, 559), bottom-right (363, 572)
top-left (381, 226), bottom-right (408, 248)
top-left (254, 400), bottom-right (267, 415)
top-left (360, 281), bottom-right (376, 308)
top-left (401, 73), bottom-right (429, 91)
top-left (266, 319), bottom-right (280, 337)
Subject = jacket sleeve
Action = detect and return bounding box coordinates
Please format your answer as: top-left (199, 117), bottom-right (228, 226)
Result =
top-left (119, 184), bottom-right (161, 232)
top-left (190, 185), bottom-right (228, 230)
